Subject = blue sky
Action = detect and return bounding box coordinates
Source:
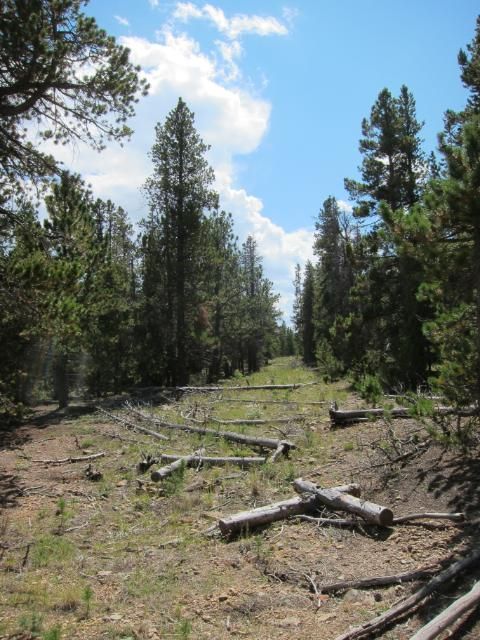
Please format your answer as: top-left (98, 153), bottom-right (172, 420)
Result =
top-left (52, 1), bottom-right (479, 319)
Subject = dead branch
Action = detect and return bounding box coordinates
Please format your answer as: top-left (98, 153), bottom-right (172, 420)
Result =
top-left (178, 381), bottom-right (319, 392)
top-left (410, 579), bottom-right (480, 640)
top-left (31, 452), bottom-right (105, 465)
top-left (333, 548), bottom-right (480, 640)
top-left (317, 564), bottom-right (440, 593)
top-left (96, 407), bottom-right (169, 441)
top-left (393, 512), bottom-right (465, 524)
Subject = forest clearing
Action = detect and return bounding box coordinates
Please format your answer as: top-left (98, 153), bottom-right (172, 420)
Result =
top-left (2, 3), bottom-right (480, 640)
top-left (1, 358), bottom-right (479, 640)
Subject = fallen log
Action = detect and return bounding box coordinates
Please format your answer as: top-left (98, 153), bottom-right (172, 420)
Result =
top-left (31, 452), bottom-right (105, 464)
top-left (125, 404), bottom-right (295, 453)
top-left (158, 453), bottom-right (266, 468)
top-left (150, 448), bottom-right (205, 482)
top-left (330, 406), bottom-right (479, 425)
top-left (410, 579), bottom-right (480, 640)
top-left (333, 548), bottom-right (480, 640)
top-left (293, 478), bottom-right (394, 526)
top-left (178, 382), bottom-right (319, 392)
top-left (218, 483), bottom-right (361, 536)
top-left (316, 564), bottom-right (439, 594)
top-left (209, 416), bottom-right (303, 425)
top-left (219, 398), bottom-right (326, 406)
top-left (96, 407), bottom-right (169, 441)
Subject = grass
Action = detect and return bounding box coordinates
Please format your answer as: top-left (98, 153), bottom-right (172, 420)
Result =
top-left (3, 357), bottom-right (403, 639)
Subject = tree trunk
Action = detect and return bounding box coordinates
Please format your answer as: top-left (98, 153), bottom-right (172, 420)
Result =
top-left (410, 579), bottom-right (480, 640)
top-left (293, 478), bottom-right (393, 526)
top-left (54, 351), bottom-right (69, 409)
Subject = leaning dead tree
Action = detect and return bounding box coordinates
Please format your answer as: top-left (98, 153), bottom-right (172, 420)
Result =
top-left (333, 548), bottom-right (480, 640)
top-left (125, 404), bottom-right (295, 456)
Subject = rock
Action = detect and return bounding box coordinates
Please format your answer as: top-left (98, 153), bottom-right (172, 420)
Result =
top-left (218, 594), bottom-right (229, 602)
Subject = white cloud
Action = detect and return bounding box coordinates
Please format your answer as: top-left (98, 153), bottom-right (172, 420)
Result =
top-left (114, 15), bottom-right (130, 27)
top-left (37, 13), bottom-right (305, 320)
top-left (173, 3), bottom-right (288, 40)
top-left (148, 0), bottom-right (159, 7)
top-left (216, 171), bottom-right (314, 317)
top-left (282, 6), bottom-right (300, 27)
top-left (337, 199), bottom-right (353, 214)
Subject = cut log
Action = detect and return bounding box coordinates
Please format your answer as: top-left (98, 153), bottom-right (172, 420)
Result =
top-left (125, 404), bottom-right (295, 453)
top-left (317, 564), bottom-right (439, 593)
top-left (150, 448), bottom-right (205, 482)
top-left (159, 454), bottom-right (266, 468)
top-left (96, 407), bottom-right (169, 441)
top-left (410, 579), bottom-right (480, 640)
top-left (333, 548), bottom-right (480, 640)
top-left (268, 441), bottom-right (290, 463)
top-left (218, 495), bottom-right (319, 536)
top-left (218, 483), bottom-right (361, 536)
top-left (293, 478), bottom-right (393, 526)
top-left (330, 406), bottom-right (479, 425)
top-left (31, 452), bottom-right (105, 464)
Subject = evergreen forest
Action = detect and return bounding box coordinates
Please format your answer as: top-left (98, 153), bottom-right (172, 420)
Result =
top-left (1, 2), bottom-right (480, 424)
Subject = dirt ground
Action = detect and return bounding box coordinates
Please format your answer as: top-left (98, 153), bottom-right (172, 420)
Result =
top-left (1, 361), bottom-right (480, 639)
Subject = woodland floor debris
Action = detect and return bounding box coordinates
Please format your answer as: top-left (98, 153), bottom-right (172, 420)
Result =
top-left (1, 358), bottom-right (479, 639)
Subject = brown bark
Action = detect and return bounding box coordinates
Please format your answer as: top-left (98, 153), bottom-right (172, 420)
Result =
top-left (293, 478), bottom-right (393, 526)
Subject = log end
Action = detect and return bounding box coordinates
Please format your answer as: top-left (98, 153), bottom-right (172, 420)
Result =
top-left (378, 508), bottom-right (394, 527)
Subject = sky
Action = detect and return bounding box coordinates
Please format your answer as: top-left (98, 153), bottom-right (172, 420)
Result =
top-left (50, 0), bottom-right (479, 320)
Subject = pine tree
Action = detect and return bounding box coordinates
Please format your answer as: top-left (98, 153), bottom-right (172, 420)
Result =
top-left (0, 0), bottom-right (148, 200)
top-left (143, 98), bottom-right (218, 385)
